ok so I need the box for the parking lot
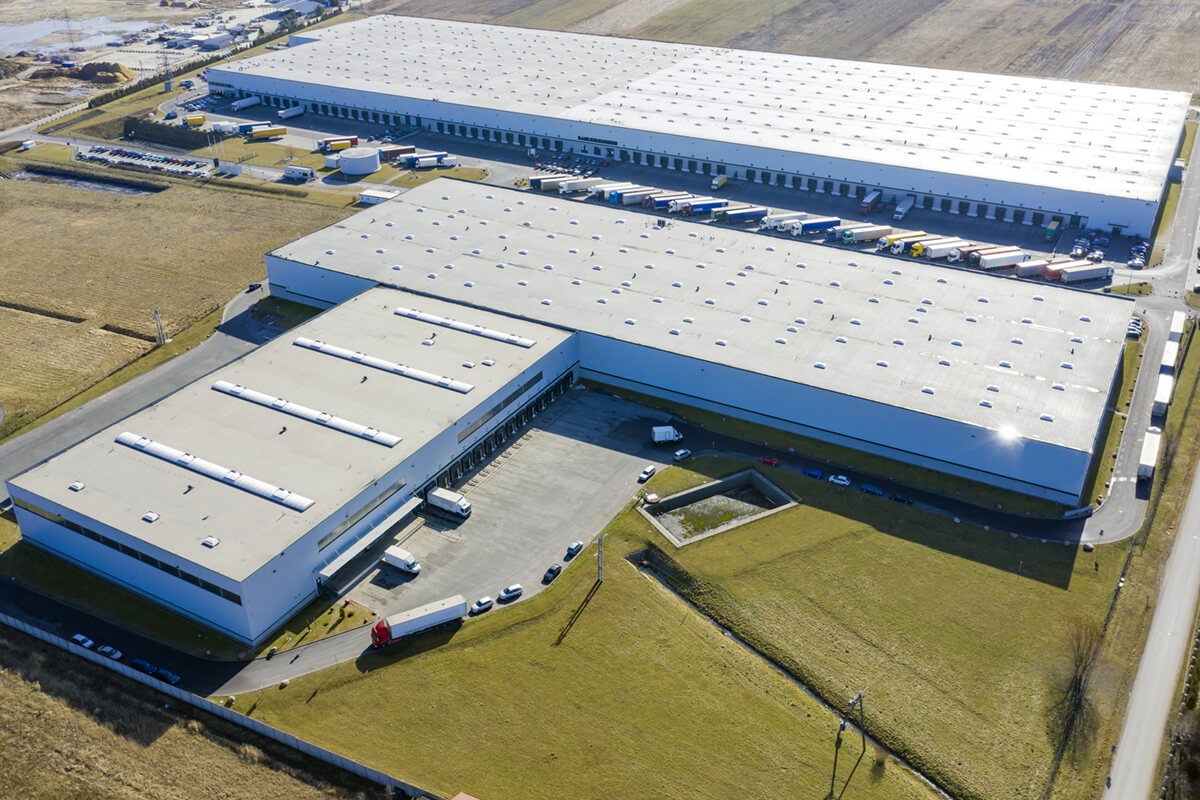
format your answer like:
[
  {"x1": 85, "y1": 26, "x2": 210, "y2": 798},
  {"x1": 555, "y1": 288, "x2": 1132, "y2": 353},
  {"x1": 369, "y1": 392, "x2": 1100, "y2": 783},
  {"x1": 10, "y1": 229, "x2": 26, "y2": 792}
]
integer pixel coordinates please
[{"x1": 345, "y1": 389, "x2": 676, "y2": 618}]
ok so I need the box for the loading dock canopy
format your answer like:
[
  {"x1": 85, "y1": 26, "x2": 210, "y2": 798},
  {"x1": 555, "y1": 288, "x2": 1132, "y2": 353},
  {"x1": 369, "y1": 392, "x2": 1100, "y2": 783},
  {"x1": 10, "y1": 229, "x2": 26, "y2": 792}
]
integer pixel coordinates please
[{"x1": 316, "y1": 495, "x2": 422, "y2": 583}]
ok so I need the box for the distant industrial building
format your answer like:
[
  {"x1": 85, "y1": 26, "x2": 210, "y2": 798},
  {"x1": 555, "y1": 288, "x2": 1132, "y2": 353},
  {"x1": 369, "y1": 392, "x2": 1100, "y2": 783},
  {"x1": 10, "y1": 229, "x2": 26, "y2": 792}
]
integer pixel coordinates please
[
  {"x1": 207, "y1": 15, "x2": 1189, "y2": 235},
  {"x1": 9, "y1": 178, "x2": 1134, "y2": 643}
]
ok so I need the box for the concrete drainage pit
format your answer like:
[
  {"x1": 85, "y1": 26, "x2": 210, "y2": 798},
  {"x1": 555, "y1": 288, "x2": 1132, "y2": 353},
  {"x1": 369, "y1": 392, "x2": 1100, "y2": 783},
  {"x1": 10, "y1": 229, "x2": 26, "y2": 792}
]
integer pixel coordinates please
[{"x1": 638, "y1": 469, "x2": 796, "y2": 547}]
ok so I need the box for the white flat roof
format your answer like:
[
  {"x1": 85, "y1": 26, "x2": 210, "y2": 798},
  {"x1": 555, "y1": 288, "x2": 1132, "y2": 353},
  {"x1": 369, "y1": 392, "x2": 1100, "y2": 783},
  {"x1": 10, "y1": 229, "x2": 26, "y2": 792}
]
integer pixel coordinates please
[
  {"x1": 214, "y1": 14, "x2": 1189, "y2": 202},
  {"x1": 270, "y1": 179, "x2": 1132, "y2": 455},
  {"x1": 11, "y1": 291, "x2": 569, "y2": 581}
]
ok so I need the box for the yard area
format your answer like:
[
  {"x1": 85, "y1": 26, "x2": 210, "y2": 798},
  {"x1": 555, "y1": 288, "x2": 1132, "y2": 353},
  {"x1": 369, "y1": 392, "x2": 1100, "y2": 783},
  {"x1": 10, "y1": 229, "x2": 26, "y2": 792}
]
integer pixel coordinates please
[
  {"x1": 230, "y1": 503, "x2": 941, "y2": 800},
  {"x1": 0, "y1": 159, "x2": 349, "y2": 438}
]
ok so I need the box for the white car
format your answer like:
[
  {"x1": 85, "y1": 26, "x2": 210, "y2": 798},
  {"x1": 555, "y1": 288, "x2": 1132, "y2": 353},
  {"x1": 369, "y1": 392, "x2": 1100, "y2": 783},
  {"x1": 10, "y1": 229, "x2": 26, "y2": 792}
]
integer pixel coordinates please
[
  {"x1": 97, "y1": 645, "x2": 122, "y2": 661},
  {"x1": 673, "y1": 449, "x2": 692, "y2": 461},
  {"x1": 70, "y1": 634, "x2": 94, "y2": 649},
  {"x1": 498, "y1": 584, "x2": 523, "y2": 603},
  {"x1": 638, "y1": 465, "x2": 656, "y2": 483},
  {"x1": 828, "y1": 474, "x2": 851, "y2": 487},
  {"x1": 470, "y1": 597, "x2": 494, "y2": 615}
]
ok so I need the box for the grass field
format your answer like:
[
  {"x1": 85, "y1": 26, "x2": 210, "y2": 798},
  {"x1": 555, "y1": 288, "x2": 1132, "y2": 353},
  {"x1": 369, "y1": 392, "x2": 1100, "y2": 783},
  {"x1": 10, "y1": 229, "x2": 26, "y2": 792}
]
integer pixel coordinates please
[
  {"x1": 0, "y1": 163, "x2": 349, "y2": 437},
  {"x1": 231, "y1": 514, "x2": 941, "y2": 800},
  {"x1": 0, "y1": 626, "x2": 385, "y2": 800},
  {"x1": 1104, "y1": 282, "x2": 1153, "y2": 296}
]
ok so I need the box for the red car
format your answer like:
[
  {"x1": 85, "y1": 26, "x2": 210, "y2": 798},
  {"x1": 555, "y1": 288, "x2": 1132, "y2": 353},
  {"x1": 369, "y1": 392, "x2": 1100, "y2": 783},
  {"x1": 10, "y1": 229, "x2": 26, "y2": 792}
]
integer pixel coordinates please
[{"x1": 759, "y1": 456, "x2": 780, "y2": 467}]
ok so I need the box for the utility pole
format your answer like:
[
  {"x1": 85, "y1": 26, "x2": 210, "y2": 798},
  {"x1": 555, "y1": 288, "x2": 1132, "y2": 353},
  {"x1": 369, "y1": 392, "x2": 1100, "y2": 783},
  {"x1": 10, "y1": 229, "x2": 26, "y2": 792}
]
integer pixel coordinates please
[
  {"x1": 153, "y1": 308, "x2": 167, "y2": 345},
  {"x1": 597, "y1": 533, "x2": 608, "y2": 583}
]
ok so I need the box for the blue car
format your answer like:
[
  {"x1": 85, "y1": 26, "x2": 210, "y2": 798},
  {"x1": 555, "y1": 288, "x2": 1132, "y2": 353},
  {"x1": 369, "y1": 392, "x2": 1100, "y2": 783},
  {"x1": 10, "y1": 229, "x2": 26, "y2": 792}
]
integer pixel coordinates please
[
  {"x1": 860, "y1": 484, "x2": 886, "y2": 496},
  {"x1": 131, "y1": 658, "x2": 158, "y2": 676},
  {"x1": 803, "y1": 467, "x2": 824, "y2": 479}
]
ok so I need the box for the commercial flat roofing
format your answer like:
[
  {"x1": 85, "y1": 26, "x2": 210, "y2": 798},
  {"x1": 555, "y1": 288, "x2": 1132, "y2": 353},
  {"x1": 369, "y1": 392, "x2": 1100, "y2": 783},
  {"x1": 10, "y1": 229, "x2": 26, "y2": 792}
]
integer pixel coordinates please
[
  {"x1": 10, "y1": 291, "x2": 569, "y2": 581},
  {"x1": 215, "y1": 14, "x2": 1189, "y2": 202},
  {"x1": 270, "y1": 179, "x2": 1131, "y2": 453}
]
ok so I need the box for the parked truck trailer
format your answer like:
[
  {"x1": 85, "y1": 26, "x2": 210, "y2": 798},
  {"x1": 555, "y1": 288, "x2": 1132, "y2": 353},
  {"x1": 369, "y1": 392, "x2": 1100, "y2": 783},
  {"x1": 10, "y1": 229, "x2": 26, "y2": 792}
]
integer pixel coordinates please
[
  {"x1": 720, "y1": 205, "x2": 768, "y2": 223},
  {"x1": 791, "y1": 216, "x2": 840, "y2": 236},
  {"x1": 231, "y1": 96, "x2": 260, "y2": 111},
  {"x1": 1060, "y1": 263, "x2": 1114, "y2": 283},
  {"x1": 890, "y1": 234, "x2": 939, "y2": 254},
  {"x1": 559, "y1": 177, "x2": 605, "y2": 194},
  {"x1": 859, "y1": 189, "x2": 882, "y2": 215},
  {"x1": 648, "y1": 193, "x2": 692, "y2": 209},
  {"x1": 843, "y1": 224, "x2": 893, "y2": 244},
  {"x1": 947, "y1": 245, "x2": 991, "y2": 264},
  {"x1": 277, "y1": 105, "x2": 305, "y2": 120},
  {"x1": 759, "y1": 212, "x2": 806, "y2": 230},
  {"x1": 893, "y1": 194, "x2": 917, "y2": 220},
  {"x1": 1138, "y1": 427, "x2": 1163, "y2": 481},
  {"x1": 876, "y1": 231, "x2": 928, "y2": 251},
  {"x1": 370, "y1": 595, "x2": 467, "y2": 647},
  {"x1": 911, "y1": 238, "x2": 969, "y2": 259},
  {"x1": 250, "y1": 125, "x2": 285, "y2": 140},
  {"x1": 426, "y1": 487, "x2": 471, "y2": 518}
]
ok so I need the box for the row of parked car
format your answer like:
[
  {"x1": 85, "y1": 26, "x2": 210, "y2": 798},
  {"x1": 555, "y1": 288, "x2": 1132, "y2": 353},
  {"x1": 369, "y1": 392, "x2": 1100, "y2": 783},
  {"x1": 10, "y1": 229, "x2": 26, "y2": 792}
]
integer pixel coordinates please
[
  {"x1": 1067, "y1": 230, "x2": 1150, "y2": 268},
  {"x1": 468, "y1": 540, "x2": 584, "y2": 616},
  {"x1": 71, "y1": 633, "x2": 180, "y2": 685},
  {"x1": 79, "y1": 145, "x2": 209, "y2": 177}
]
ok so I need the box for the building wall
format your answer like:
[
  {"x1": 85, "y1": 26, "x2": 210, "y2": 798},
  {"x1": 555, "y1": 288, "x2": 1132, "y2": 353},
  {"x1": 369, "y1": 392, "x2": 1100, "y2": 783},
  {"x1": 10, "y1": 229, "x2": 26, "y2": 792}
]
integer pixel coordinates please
[
  {"x1": 576, "y1": 334, "x2": 1093, "y2": 503},
  {"x1": 211, "y1": 70, "x2": 1162, "y2": 233},
  {"x1": 7, "y1": 485, "x2": 259, "y2": 642},
  {"x1": 265, "y1": 254, "x2": 378, "y2": 308}
]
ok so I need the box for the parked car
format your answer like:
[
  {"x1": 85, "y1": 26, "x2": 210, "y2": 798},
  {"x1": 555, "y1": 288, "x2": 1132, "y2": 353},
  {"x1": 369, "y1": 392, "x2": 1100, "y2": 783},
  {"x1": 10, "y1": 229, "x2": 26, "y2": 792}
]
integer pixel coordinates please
[
  {"x1": 498, "y1": 584, "x2": 523, "y2": 603},
  {"x1": 860, "y1": 484, "x2": 886, "y2": 496},
  {"x1": 828, "y1": 474, "x2": 850, "y2": 487},
  {"x1": 70, "y1": 634, "x2": 94, "y2": 649},
  {"x1": 543, "y1": 564, "x2": 563, "y2": 583},
  {"x1": 131, "y1": 658, "x2": 158, "y2": 676},
  {"x1": 759, "y1": 456, "x2": 780, "y2": 467},
  {"x1": 566, "y1": 540, "x2": 584, "y2": 559},
  {"x1": 157, "y1": 668, "x2": 182, "y2": 685},
  {"x1": 97, "y1": 645, "x2": 122, "y2": 660},
  {"x1": 470, "y1": 596, "x2": 494, "y2": 615},
  {"x1": 1088, "y1": 250, "x2": 1105, "y2": 263},
  {"x1": 637, "y1": 465, "x2": 656, "y2": 483},
  {"x1": 890, "y1": 493, "x2": 914, "y2": 505},
  {"x1": 164, "y1": 110, "x2": 177, "y2": 120},
  {"x1": 673, "y1": 449, "x2": 692, "y2": 462}
]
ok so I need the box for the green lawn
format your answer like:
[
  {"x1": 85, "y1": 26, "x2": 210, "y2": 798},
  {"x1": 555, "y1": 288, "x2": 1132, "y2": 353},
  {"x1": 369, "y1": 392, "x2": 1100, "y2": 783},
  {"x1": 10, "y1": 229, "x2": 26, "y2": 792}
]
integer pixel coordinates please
[
  {"x1": 1080, "y1": 334, "x2": 1144, "y2": 507},
  {"x1": 1103, "y1": 282, "x2": 1152, "y2": 296},
  {"x1": 231, "y1": 519, "x2": 939, "y2": 800},
  {"x1": 644, "y1": 462, "x2": 1122, "y2": 800}
]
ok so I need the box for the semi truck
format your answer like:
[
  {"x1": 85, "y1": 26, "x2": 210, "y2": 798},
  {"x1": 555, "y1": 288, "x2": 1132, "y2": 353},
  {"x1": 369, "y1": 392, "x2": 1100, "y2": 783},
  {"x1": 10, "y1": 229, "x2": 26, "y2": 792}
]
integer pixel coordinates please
[
  {"x1": 1060, "y1": 263, "x2": 1114, "y2": 283},
  {"x1": 1041, "y1": 259, "x2": 1091, "y2": 280},
  {"x1": 277, "y1": 105, "x2": 305, "y2": 120},
  {"x1": 616, "y1": 188, "x2": 656, "y2": 205},
  {"x1": 719, "y1": 205, "x2": 767, "y2": 223},
  {"x1": 711, "y1": 175, "x2": 729, "y2": 190},
  {"x1": 790, "y1": 216, "x2": 840, "y2": 236},
  {"x1": 231, "y1": 96, "x2": 260, "y2": 111},
  {"x1": 1014, "y1": 259, "x2": 1049, "y2": 277},
  {"x1": 381, "y1": 545, "x2": 421, "y2": 575},
  {"x1": 377, "y1": 144, "x2": 417, "y2": 161},
  {"x1": 183, "y1": 112, "x2": 205, "y2": 126},
  {"x1": 537, "y1": 174, "x2": 575, "y2": 192},
  {"x1": 977, "y1": 249, "x2": 1031, "y2": 270},
  {"x1": 648, "y1": 193, "x2": 692, "y2": 209},
  {"x1": 558, "y1": 177, "x2": 605, "y2": 194},
  {"x1": 427, "y1": 487, "x2": 471, "y2": 518},
  {"x1": 589, "y1": 182, "x2": 635, "y2": 199},
  {"x1": 890, "y1": 234, "x2": 938, "y2": 254},
  {"x1": 893, "y1": 194, "x2": 917, "y2": 220},
  {"x1": 317, "y1": 136, "x2": 357, "y2": 152},
  {"x1": 759, "y1": 212, "x2": 806, "y2": 230},
  {"x1": 236, "y1": 121, "x2": 270, "y2": 133},
  {"x1": 947, "y1": 245, "x2": 991, "y2": 264},
  {"x1": 652, "y1": 425, "x2": 683, "y2": 443},
  {"x1": 842, "y1": 224, "x2": 892, "y2": 244},
  {"x1": 911, "y1": 238, "x2": 969, "y2": 259},
  {"x1": 859, "y1": 189, "x2": 882, "y2": 215},
  {"x1": 370, "y1": 595, "x2": 467, "y2": 648},
  {"x1": 528, "y1": 174, "x2": 568, "y2": 190},
  {"x1": 250, "y1": 125, "x2": 285, "y2": 140},
  {"x1": 876, "y1": 231, "x2": 927, "y2": 251},
  {"x1": 965, "y1": 246, "x2": 1015, "y2": 266},
  {"x1": 1138, "y1": 427, "x2": 1163, "y2": 481}
]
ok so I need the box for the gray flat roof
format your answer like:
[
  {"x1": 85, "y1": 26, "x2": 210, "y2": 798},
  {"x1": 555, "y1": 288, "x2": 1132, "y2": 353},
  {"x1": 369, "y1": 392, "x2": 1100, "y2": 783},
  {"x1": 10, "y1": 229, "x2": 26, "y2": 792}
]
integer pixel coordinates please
[
  {"x1": 270, "y1": 179, "x2": 1131, "y2": 453},
  {"x1": 215, "y1": 14, "x2": 1189, "y2": 202},
  {"x1": 11, "y1": 291, "x2": 569, "y2": 581}
]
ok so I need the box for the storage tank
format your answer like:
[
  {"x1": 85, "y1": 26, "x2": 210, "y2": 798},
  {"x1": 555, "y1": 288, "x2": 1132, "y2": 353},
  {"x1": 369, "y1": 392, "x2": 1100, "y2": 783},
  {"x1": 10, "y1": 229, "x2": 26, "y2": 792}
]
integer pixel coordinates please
[{"x1": 338, "y1": 147, "x2": 381, "y2": 176}]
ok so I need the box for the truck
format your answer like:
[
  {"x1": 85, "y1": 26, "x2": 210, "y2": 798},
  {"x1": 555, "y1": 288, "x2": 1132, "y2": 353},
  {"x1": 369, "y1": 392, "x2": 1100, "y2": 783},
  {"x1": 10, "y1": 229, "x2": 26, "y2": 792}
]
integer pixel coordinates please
[
  {"x1": 183, "y1": 112, "x2": 205, "y2": 126},
  {"x1": 719, "y1": 205, "x2": 768, "y2": 223},
  {"x1": 438, "y1": 155, "x2": 458, "y2": 167},
  {"x1": 827, "y1": 222, "x2": 873, "y2": 242},
  {"x1": 1154, "y1": 374, "x2": 1175, "y2": 418},
  {"x1": 842, "y1": 224, "x2": 892, "y2": 244},
  {"x1": 1042, "y1": 259, "x2": 1091, "y2": 280},
  {"x1": 893, "y1": 194, "x2": 917, "y2": 220},
  {"x1": 791, "y1": 216, "x2": 840, "y2": 236},
  {"x1": 558, "y1": 177, "x2": 605, "y2": 194},
  {"x1": 947, "y1": 244, "x2": 991, "y2": 264},
  {"x1": 427, "y1": 487, "x2": 471, "y2": 518},
  {"x1": 617, "y1": 188, "x2": 657, "y2": 205},
  {"x1": 1060, "y1": 263, "x2": 1114, "y2": 283},
  {"x1": 652, "y1": 425, "x2": 683, "y2": 444},
  {"x1": 251, "y1": 125, "x2": 285, "y2": 140},
  {"x1": 1043, "y1": 219, "x2": 1061, "y2": 242},
  {"x1": 537, "y1": 174, "x2": 576, "y2": 192},
  {"x1": 711, "y1": 175, "x2": 729, "y2": 191},
  {"x1": 277, "y1": 105, "x2": 305, "y2": 120},
  {"x1": 231, "y1": 96, "x2": 260, "y2": 111},
  {"x1": 589, "y1": 182, "x2": 635, "y2": 199},
  {"x1": 211, "y1": 120, "x2": 239, "y2": 134},
  {"x1": 179, "y1": 78, "x2": 194, "y2": 89},
  {"x1": 283, "y1": 165, "x2": 315, "y2": 181},
  {"x1": 236, "y1": 121, "x2": 270, "y2": 133},
  {"x1": 965, "y1": 246, "x2": 1015, "y2": 266},
  {"x1": 1138, "y1": 427, "x2": 1163, "y2": 481},
  {"x1": 370, "y1": 595, "x2": 467, "y2": 648},
  {"x1": 977, "y1": 249, "x2": 1031, "y2": 270},
  {"x1": 859, "y1": 189, "x2": 882, "y2": 215},
  {"x1": 648, "y1": 193, "x2": 692, "y2": 209},
  {"x1": 876, "y1": 231, "x2": 927, "y2": 251},
  {"x1": 890, "y1": 234, "x2": 940, "y2": 255},
  {"x1": 685, "y1": 198, "x2": 730, "y2": 215},
  {"x1": 1014, "y1": 259, "x2": 1048, "y2": 277},
  {"x1": 378, "y1": 144, "x2": 417, "y2": 161},
  {"x1": 669, "y1": 196, "x2": 714, "y2": 213},
  {"x1": 407, "y1": 155, "x2": 440, "y2": 169},
  {"x1": 317, "y1": 136, "x2": 358, "y2": 153},
  {"x1": 381, "y1": 545, "x2": 421, "y2": 575},
  {"x1": 759, "y1": 212, "x2": 806, "y2": 230},
  {"x1": 911, "y1": 238, "x2": 969, "y2": 259}
]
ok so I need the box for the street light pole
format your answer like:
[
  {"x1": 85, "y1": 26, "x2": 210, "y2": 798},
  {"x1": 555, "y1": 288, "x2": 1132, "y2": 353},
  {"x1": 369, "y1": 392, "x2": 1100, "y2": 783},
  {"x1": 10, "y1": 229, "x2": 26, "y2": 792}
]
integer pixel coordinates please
[{"x1": 597, "y1": 533, "x2": 608, "y2": 583}]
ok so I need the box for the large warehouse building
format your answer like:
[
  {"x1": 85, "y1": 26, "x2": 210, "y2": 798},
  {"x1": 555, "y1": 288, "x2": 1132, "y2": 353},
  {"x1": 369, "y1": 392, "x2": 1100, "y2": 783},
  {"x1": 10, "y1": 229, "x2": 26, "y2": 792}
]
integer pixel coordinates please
[
  {"x1": 9, "y1": 178, "x2": 1132, "y2": 642},
  {"x1": 207, "y1": 15, "x2": 1190, "y2": 235}
]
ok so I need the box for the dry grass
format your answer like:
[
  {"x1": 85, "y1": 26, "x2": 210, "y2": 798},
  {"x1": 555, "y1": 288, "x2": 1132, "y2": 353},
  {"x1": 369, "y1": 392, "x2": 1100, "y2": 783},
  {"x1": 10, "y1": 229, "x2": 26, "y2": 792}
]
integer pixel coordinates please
[
  {"x1": 0, "y1": 168, "x2": 349, "y2": 429},
  {"x1": 0, "y1": 625, "x2": 384, "y2": 800}
]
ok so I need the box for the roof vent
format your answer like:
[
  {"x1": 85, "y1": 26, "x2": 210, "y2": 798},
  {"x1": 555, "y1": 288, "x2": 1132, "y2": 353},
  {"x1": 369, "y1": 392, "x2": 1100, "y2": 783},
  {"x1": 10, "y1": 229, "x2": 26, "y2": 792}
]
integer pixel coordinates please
[
  {"x1": 876, "y1": 360, "x2": 888, "y2": 367},
  {"x1": 893, "y1": 338, "x2": 905, "y2": 345},
  {"x1": 705, "y1": 298, "x2": 716, "y2": 305},
  {"x1": 1040, "y1": 413, "x2": 1054, "y2": 422},
  {"x1": 740, "y1": 316, "x2": 752, "y2": 323},
  {"x1": 999, "y1": 360, "x2": 1012, "y2": 368},
  {"x1": 814, "y1": 362, "x2": 827, "y2": 369},
  {"x1": 625, "y1": 318, "x2": 636, "y2": 325},
  {"x1": 850, "y1": 319, "x2": 861, "y2": 326},
  {"x1": 1079, "y1": 315, "x2": 1092, "y2": 322},
  {"x1": 482, "y1": 359, "x2": 495, "y2": 367},
  {"x1": 775, "y1": 337, "x2": 787, "y2": 344},
  {"x1": 922, "y1": 387, "x2": 935, "y2": 395},
  {"x1": 541, "y1": 299, "x2": 552, "y2": 305},
  {"x1": 979, "y1": 400, "x2": 993, "y2": 408},
  {"x1": 938, "y1": 359, "x2": 951, "y2": 366},
  {"x1": 463, "y1": 361, "x2": 476, "y2": 369},
  {"x1": 835, "y1": 336, "x2": 847, "y2": 344},
  {"x1": 68, "y1": 481, "x2": 85, "y2": 492},
  {"x1": 715, "y1": 339, "x2": 728, "y2": 346},
  {"x1": 142, "y1": 511, "x2": 160, "y2": 523},
  {"x1": 987, "y1": 384, "x2": 1000, "y2": 392},
  {"x1": 1052, "y1": 383, "x2": 1065, "y2": 391},
  {"x1": 1061, "y1": 362, "x2": 1074, "y2": 369},
  {"x1": 669, "y1": 328, "x2": 680, "y2": 335},
  {"x1": 683, "y1": 317, "x2": 695, "y2": 324},
  {"x1": 869, "y1": 297, "x2": 880, "y2": 304},
  {"x1": 202, "y1": 536, "x2": 220, "y2": 548}
]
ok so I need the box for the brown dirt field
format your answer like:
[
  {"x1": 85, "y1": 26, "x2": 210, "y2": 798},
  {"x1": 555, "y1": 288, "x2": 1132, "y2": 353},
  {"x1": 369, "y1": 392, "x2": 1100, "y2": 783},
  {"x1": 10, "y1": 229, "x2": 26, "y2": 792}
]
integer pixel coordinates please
[
  {"x1": 0, "y1": 626, "x2": 385, "y2": 800},
  {"x1": 0, "y1": 170, "x2": 349, "y2": 425}
]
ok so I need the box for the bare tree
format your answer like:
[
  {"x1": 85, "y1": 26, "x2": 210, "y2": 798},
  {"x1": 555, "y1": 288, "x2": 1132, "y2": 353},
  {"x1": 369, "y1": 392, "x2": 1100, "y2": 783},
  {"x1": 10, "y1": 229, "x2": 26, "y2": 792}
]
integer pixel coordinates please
[{"x1": 1066, "y1": 615, "x2": 1103, "y2": 697}]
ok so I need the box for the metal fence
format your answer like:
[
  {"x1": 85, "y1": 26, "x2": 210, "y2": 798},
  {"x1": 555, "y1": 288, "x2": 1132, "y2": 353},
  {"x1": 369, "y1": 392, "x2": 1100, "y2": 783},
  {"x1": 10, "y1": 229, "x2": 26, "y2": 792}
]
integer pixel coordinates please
[{"x1": 0, "y1": 611, "x2": 444, "y2": 800}]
